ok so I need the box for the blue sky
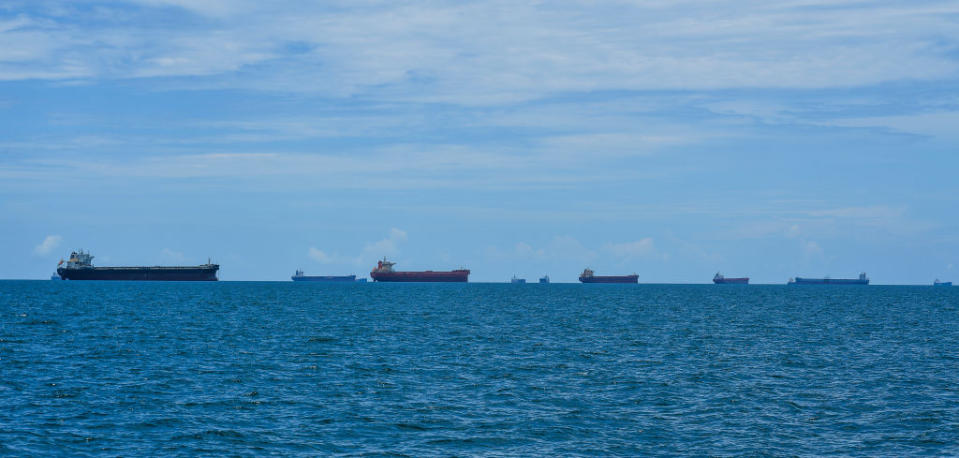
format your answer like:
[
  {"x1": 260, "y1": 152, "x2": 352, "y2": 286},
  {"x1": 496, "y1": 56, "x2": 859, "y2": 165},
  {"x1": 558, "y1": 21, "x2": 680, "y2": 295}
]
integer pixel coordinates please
[{"x1": 2, "y1": 0, "x2": 958, "y2": 282}]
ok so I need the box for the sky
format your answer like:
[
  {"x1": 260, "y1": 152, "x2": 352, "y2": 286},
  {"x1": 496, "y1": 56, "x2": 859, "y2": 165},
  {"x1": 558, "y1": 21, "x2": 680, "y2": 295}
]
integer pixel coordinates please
[{"x1": 2, "y1": 0, "x2": 958, "y2": 283}]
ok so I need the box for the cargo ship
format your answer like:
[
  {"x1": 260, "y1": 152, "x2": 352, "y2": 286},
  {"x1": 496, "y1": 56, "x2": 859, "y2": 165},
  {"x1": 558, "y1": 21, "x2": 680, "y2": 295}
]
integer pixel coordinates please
[
  {"x1": 56, "y1": 250, "x2": 218, "y2": 281},
  {"x1": 934, "y1": 279, "x2": 952, "y2": 287},
  {"x1": 788, "y1": 273, "x2": 869, "y2": 285},
  {"x1": 578, "y1": 268, "x2": 638, "y2": 284},
  {"x1": 291, "y1": 270, "x2": 357, "y2": 282},
  {"x1": 539, "y1": 275, "x2": 550, "y2": 284},
  {"x1": 510, "y1": 276, "x2": 526, "y2": 284},
  {"x1": 370, "y1": 258, "x2": 469, "y2": 282},
  {"x1": 713, "y1": 273, "x2": 749, "y2": 284}
]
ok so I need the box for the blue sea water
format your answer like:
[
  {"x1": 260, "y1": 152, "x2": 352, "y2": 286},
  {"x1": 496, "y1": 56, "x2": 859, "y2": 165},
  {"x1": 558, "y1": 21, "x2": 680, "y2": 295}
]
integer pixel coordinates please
[{"x1": 1, "y1": 281, "x2": 958, "y2": 455}]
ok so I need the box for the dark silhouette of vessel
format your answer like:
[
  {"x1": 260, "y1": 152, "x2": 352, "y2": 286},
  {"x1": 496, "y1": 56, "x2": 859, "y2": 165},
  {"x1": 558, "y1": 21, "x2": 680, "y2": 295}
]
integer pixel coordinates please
[
  {"x1": 291, "y1": 270, "x2": 357, "y2": 282},
  {"x1": 578, "y1": 268, "x2": 638, "y2": 283},
  {"x1": 56, "y1": 250, "x2": 218, "y2": 281},
  {"x1": 713, "y1": 273, "x2": 749, "y2": 284},
  {"x1": 788, "y1": 273, "x2": 869, "y2": 285}
]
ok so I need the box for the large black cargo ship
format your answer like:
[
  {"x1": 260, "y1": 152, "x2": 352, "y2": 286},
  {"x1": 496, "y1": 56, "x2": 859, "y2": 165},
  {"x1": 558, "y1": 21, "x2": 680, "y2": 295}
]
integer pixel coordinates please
[{"x1": 57, "y1": 250, "x2": 218, "y2": 281}]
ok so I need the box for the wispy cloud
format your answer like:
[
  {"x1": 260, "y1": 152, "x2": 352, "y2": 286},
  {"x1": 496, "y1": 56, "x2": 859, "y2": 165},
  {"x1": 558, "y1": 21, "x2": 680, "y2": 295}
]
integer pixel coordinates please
[
  {"x1": 0, "y1": 147, "x2": 658, "y2": 191},
  {"x1": 803, "y1": 240, "x2": 824, "y2": 258},
  {"x1": 307, "y1": 228, "x2": 408, "y2": 267},
  {"x1": 308, "y1": 247, "x2": 332, "y2": 263},
  {"x1": 160, "y1": 247, "x2": 185, "y2": 262},
  {"x1": 362, "y1": 228, "x2": 407, "y2": 259},
  {"x1": 804, "y1": 206, "x2": 906, "y2": 221},
  {"x1": 514, "y1": 242, "x2": 545, "y2": 260},
  {"x1": 604, "y1": 238, "x2": 656, "y2": 259},
  {"x1": 720, "y1": 204, "x2": 936, "y2": 242},
  {"x1": 33, "y1": 234, "x2": 62, "y2": 255},
  {"x1": 827, "y1": 112, "x2": 959, "y2": 141},
  {"x1": 486, "y1": 236, "x2": 597, "y2": 264},
  {"x1": 785, "y1": 224, "x2": 801, "y2": 239},
  {"x1": 2, "y1": 1, "x2": 957, "y2": 100}
]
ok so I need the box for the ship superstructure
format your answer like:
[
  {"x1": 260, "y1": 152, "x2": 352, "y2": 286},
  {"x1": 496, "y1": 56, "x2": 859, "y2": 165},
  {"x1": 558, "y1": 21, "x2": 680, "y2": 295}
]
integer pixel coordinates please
[
  {"x1": 578, "y1": 268, "x2": 638, "y2": 284},
  {"x1": 56, "y1": 249, "x2": 219, "y2": 281},
  {"x1": 370, "y1": 258, "x2": 469, "y2": 282}
]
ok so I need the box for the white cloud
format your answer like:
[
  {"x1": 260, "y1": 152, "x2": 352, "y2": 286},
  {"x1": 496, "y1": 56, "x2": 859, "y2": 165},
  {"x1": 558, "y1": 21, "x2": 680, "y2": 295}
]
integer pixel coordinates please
[
  {"x1": 514, "y1": 242, "x2": 545, "y2": 259},
  {"x1": 389, "y1": 228, "x2": 407, "y2": 241},
  {"x1": 160, "y1": 248, "x2": 185, "y2": 262},
  {"x1": 124, "y1": 0, "x2": 250, "y2": 17},
  {"x1": 785, "y1": 225, "x2": 801, "y2": 238},
  {"x1": 361, "y1": 228, "x2": 407, "y2": 258},
  {"x1": 2, "y1": 1, "x2": 957, "y2": 100},
  {"x1": 1, "y1": 148, "x2": 537, "y2": 188},
  {"x1": 548, "y1": 236, "x2": 597, "y2": 263},
  {"x1": 718, "y1": 204, "x2": 935, "y2": 243},
  {"x1": 308, "y1": 247, "x2": 333, "y2": 263},
  {"x1": 826, "y1": 111, "x2": 959, "y2": 141},
  {"x1": 803, "y1": 240, "x2": 824, "y2": 257},
  {"x1": 604, "y1": 238, "x2": 656, "y2": 258},
  {"x1": 33, "y1": 235, "x2": 62, "y2": 255},
  {"x1": 307, "y1": 229, "x2": 408, "y2": 267},
  {"x1": 805, "y1": 206, "x2": 905, "y2": 221},
  {"x1": 540, "y1": 133, "x2": 685, "y2": 159},
  {"x1": 486, "y1": 236, "x2": 597, "y2": 263}
]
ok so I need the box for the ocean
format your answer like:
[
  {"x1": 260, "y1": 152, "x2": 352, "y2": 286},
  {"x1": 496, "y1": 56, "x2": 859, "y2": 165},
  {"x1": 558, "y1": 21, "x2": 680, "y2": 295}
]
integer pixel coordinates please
[{"x1": 1, "y1": 281, "x2": 958, "y2": 455}]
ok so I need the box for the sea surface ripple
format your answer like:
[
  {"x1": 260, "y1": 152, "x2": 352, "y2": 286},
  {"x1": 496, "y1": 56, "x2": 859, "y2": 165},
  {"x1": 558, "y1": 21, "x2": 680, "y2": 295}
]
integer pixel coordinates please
[{"x1": 1, "y1": 281, "x2": 958, "y2": 455}]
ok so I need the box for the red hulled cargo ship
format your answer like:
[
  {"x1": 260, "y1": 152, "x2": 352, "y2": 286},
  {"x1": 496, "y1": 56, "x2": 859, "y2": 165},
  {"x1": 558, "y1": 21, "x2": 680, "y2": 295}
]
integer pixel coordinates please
[
  {"x1": 370, "y1": 258, "x2": 469, "y2": 282},
  {"x1": 578, "y1": 268, "x2": 638, "y2": 284}
]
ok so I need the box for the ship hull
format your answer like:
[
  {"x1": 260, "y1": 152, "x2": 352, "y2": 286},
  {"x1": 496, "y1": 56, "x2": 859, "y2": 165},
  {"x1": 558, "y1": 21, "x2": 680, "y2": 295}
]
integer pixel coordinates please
[
  {"x1": 934, "y1": 282, "x2": 952, "y2": 287},
  {"x1": 579, "y1": 275, "x2": 639, "y2": 284},
  {"x1": 371, "y1": 270, "x2": 469, "y2": 282},
  {"x1": 714, "y1": 277, "x2": 749, "y2": 284},
  {"x1": 790, "y1": 278, "x2": 868, "y2": 285},
  {"x1": 292, "y1": 275, "x2": 356, "y2": 282},
  {"x1": 57, "y1": 265, "x2": 218, "y2": 281}
]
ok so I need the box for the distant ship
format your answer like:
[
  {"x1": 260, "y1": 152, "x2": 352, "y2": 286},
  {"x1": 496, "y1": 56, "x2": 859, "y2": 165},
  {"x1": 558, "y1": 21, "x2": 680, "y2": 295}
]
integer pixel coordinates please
[
  {"x1": 291, "y1": 270, "x2": 356, "y2": 282},
  {"x1": 934, "y1": 279, "x2": 952, "y2": 287},
  {"x1": 788, "y1": 273, "x2": 869, "y2": 285},
  {"x1": 50, "y1": 273, "x2": 60, "y2": 280},
  {"x1": 578, "y1": 268, "x2": 638, "y2": 284},
  {"x1": 56, "y1": 250, "x2": 218, "y2": 281},
  {"x1": 510, "y1": 275, "x2": 526, "y2": 284},
  {"x1": 539, "y1": 275, "x2": 550, "y2": 284},
  {"x1": 370, "y1": 258, "x2": 469, "y2": 282},
  {"x1": 713, "y1": 273, "x2": 749, "y2": 284}
]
